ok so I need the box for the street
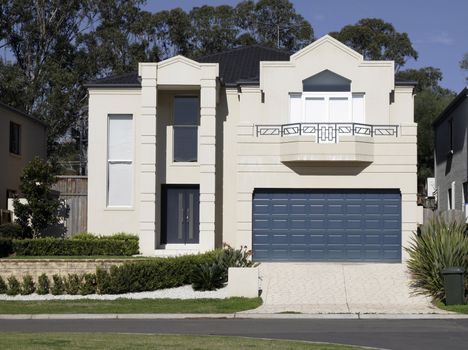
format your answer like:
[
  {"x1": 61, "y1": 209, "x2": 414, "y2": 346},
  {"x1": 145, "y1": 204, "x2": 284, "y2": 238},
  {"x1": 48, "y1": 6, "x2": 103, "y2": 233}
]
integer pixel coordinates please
[{"x1": 1, "y1": 318, "x2": 468, "y2": 350}]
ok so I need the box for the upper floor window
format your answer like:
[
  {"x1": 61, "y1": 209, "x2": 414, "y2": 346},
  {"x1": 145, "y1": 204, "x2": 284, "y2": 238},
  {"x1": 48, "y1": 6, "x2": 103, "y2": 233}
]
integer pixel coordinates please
[
  {"x1": 173, "y1": 96, "x2": 199, "y2": 162},
  {"x1": 107, "y1": 114, "x2": 133, "y2": 207},
  {"x1": 289, "y1": 70, "x2": 365, "y2": 124},
  {"x1": 9, "y1": 122, "x2": 21, "y2": 155}
]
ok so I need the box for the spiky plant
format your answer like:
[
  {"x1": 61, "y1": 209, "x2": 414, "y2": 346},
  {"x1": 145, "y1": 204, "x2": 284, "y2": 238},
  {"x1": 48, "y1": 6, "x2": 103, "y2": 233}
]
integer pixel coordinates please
[{"x1": 406, "y1": 212, "x2": 468, "y2": 300}]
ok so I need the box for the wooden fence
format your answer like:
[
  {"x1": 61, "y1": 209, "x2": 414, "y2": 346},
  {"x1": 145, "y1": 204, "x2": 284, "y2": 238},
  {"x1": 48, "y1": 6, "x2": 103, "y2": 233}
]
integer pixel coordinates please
[{"x1": 52, "y1": 176, "x2": 87, "y2": 236}]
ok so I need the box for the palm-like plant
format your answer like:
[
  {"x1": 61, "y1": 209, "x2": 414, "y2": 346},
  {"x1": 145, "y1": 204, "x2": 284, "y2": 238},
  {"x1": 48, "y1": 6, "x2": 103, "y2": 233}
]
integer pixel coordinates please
[{"x1": 406, "y1": 212, "x2": 468, "y2": 300}]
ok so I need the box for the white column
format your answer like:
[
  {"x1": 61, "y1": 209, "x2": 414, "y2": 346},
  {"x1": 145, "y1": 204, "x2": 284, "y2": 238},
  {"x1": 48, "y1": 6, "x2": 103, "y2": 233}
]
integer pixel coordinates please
[
  {"x1": 138, "y1": 63, "x2": 157, "y2": 255},
  {"x1": 199, "y1": 78, "x2": 217, "y2": 251}
]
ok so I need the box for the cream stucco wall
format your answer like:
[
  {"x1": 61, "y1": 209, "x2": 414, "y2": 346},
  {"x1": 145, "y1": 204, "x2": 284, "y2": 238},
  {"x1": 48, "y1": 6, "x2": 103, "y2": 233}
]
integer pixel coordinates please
[
  {"x1": 87, "y1": 35, "x2": 417, "y2": 260},
  {"x1": 221, "y1": 36, "x2": 417, "y2": 261},
  {"x1": 0, "y1": 105, "x2": 46, "y2": 210}
]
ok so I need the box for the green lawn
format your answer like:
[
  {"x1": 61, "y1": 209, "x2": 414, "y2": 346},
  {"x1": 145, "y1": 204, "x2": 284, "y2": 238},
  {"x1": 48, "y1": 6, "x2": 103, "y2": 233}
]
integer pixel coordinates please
[
  {"x1": 0, "y1": 297, "x2": 262, "y2": 314},
  {"x1": 0, "y1": 333, "x2": 367, "y2": 350},
  {"x1": 435, "y1": 300, "x2": 468, "y2": 314}
]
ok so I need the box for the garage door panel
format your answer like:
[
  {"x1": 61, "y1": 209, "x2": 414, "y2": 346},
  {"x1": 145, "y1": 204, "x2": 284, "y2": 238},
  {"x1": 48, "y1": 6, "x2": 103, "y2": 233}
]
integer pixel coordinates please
[{"x1": 252, "y1": 189, "x2": 401, "y2": 262}]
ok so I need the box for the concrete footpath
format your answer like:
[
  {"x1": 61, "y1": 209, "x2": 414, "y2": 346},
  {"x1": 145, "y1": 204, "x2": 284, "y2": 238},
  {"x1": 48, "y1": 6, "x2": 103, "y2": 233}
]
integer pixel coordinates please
[{"x1": 1, "y1": 312, "x2": 468, "y2": 320}]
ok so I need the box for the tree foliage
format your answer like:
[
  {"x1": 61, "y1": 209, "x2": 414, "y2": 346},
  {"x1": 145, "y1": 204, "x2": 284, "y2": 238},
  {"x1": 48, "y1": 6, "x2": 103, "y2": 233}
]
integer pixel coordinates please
[
  {"x1": 13, "y1": 157, "x2": 64, "y2": 238},
  {"x1": 330, "y1": 18, "x2": 418, "y2": 71},
  {"x1": 396, "y1": 67, "x2": 455, "y2": 187}
]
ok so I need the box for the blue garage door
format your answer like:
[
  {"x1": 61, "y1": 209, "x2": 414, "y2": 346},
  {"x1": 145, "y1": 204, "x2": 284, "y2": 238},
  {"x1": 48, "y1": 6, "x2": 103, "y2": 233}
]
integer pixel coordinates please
[{"x1": 252, "y1": 189, "x2": 401, "y2": 262}]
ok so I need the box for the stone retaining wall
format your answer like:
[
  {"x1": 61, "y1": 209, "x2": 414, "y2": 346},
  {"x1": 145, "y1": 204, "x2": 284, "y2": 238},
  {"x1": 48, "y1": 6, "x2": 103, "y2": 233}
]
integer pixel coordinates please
[{"x1": 0, "y1": 259, "x2": 139, "y2": 280}]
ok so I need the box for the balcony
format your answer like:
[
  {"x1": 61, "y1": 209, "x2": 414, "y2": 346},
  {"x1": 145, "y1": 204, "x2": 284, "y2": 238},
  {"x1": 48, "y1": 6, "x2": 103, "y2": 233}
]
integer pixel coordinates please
[{"x1": 255, "y1": 122, "x2": 399, "y2": 164}]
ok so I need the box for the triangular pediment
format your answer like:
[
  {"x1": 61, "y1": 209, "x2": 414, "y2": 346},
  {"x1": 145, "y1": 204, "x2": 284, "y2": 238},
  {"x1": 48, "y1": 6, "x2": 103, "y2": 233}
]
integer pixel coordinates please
[
  {"x1": 291, "y1": 35, "x2": 363, "y2": 62},
  {"x1": 158, "y1": 55, "x2": 202, "y2": 70}
]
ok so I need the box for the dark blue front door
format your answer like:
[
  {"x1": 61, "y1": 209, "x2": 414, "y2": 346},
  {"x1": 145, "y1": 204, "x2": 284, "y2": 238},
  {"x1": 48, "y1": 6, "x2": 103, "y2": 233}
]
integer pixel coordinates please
[
  {"x1": 252, "y1": 189, "x2": 401, "y2": 262},
  {"x1": 162, "y1": 186, "x2": 199, "y2": 244}
]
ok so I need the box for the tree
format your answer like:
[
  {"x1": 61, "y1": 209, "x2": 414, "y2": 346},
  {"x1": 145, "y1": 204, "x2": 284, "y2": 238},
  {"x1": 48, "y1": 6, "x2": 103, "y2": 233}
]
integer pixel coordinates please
[
  {"x1": 330, "y1": 18, "x2": 417, "y2": 71},
  {"x1": 461, "y1": 53, "x2": 468, "y2": 83},
  {"x1": 235, "y1": 0, "x2": 314, "y2": 52},
  {"x1": 13, "y1": 157, "x2": 64, "y2": 238},
  {"x1": 396, "y1": 67, "x2": 455, "y2": 188}
]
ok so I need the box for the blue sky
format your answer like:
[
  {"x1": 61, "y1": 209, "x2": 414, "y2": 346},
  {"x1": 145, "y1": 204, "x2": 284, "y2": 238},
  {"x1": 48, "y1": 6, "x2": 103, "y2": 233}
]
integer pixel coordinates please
[{"x1": 144, "y1": 0, "x2": 468, "y2": 92}]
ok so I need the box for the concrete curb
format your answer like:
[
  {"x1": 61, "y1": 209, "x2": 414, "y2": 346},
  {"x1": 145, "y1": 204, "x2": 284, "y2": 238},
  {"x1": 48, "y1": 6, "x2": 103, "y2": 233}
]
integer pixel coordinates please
[{"x1": 1, "y1": 313, "x2": 468, "y2": 320}]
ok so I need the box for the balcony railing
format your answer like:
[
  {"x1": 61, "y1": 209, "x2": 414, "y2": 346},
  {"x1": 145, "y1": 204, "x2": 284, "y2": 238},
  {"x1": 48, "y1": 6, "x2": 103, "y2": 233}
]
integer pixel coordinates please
[{"x1": 255, "y1": 122, "x2": 399, "y2": 144}]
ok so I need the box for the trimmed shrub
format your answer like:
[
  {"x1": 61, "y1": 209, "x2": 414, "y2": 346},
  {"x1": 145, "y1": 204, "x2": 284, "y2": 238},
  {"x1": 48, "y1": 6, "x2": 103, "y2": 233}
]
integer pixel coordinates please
[
  {"x1": 96, "y1": 269, "x2": 112, "y2": 294},
  {"x1": 80, "y1": 273, "x2": 97, "y2": 295},
  {"x1": 95, "y1": 251, "x2": 221, "y2": 294},
  {"x1": 0, "y1": 223, "x2": 24, "y2": 239},
  {"x1": 406, "y1": 213, "x2": 468, "y2": 300},
  {"x1": 12, "y1": 234, "x2": 139, "y2": 256},
  {"x1": 0, "y1": 238, "x2": 13, "y2": 258},
  {"x1": 64, "y1": 274, "x2": 81, "y2": 295},
  {"x1": 7, "y1": 276, "x2": 21, "y2": 296},
  {"x1": 0, "y1": 276, "x2": 7, "y2": 294},
  {"x1": 37, "y1": 274, "x2": 50, "y2": 295},
  {"x1": 50, "y1": 275, "x2": 65, "y2": 295},
  {"x1": 21, "y1": 275, "x2": 36, "y2": 295}
]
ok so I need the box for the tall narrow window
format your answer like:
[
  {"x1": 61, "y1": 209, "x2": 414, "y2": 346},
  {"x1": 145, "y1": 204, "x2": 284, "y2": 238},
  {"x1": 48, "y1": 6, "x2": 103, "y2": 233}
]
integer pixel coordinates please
[
  {"x1": 9, "y1": 122, "x2": 21, "y2": 155},
  {"x1": 173, "y1": 96, "x2": 198, "y2": 162},
  {"x1": 352, "y1": 93, "x2": 365, "y2": 123},
  {"x1": 107, "y1": 115, "x2": 133, "y2": 207},
  {"x1": 463, "y1": 182, "x2": 468, "y2": 215}
]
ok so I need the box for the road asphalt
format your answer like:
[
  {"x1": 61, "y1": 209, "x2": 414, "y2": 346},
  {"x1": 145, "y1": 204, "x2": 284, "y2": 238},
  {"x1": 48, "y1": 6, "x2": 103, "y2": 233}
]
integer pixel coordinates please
[{"x1": 1, "y1": 318, "x2": 468, "y2": 350}]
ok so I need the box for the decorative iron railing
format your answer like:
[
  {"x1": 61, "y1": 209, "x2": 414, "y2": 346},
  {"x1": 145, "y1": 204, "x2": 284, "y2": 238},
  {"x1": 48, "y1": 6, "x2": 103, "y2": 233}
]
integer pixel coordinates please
[{"x1": 255, "y1": 123, "x2": 399, "y2": 144}]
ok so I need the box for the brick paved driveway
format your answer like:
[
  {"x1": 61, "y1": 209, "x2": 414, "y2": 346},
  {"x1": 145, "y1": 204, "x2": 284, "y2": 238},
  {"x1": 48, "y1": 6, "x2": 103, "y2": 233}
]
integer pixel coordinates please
[{"x1": 243, "y1": 263, "x2": 447, "y2": 314}]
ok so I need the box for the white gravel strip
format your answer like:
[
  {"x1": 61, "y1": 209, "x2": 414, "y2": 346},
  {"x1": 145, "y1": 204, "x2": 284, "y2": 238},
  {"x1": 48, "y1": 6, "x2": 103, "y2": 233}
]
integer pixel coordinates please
[{"x1": 0, "y1": 285, "x2": 229, "y2": 301}]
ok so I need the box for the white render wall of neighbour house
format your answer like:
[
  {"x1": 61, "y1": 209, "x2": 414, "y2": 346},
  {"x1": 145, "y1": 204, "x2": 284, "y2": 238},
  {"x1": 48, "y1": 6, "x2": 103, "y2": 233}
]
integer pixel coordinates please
[
  {"x1": 0, "y1": 105, "x2": 47, "y2": 210},
  {"x1": 87, "y1": 57, "x2": 219, "y2": 255},
  {"x1": 220, "y1": 36, "x2": 418, "y2": 260}
]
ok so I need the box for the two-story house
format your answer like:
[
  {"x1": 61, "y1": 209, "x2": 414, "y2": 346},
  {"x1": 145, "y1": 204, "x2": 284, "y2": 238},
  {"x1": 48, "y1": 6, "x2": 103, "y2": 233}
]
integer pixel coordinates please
[
  {"x1": 433, "y1": 87, "x2": 468, "y2": 215},
  {"x1": 0, "y1": 101, "x2": 47, "y2": 210},
  {"x1": 86, "y1": 35, "x2": 417, "y2": 262}
]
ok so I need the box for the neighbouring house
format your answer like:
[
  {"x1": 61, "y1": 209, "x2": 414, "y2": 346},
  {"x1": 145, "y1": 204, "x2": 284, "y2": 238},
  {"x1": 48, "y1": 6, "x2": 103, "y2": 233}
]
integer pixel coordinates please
[
  {"x1": 86, "y1": 35, "x2": 418, "y2": 262},
  {"x1": 0, "y1": 101, "x2": 47, "y2": 211},
  {"x1": 433, "y1": 87, "x2": 468, "y2": 216}
]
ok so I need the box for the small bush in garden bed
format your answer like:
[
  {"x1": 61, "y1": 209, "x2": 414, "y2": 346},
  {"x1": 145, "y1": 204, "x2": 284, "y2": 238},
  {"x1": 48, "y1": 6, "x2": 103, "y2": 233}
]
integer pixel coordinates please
[
  {"x1": 96, "y1": 268, "x2": 112, "y2": 294},
  {"x1": 64, "y1": 274, "x2": 81, "y2": 295},
  {"x1": 0, "y1": 276, "x2": 7, "y2": 294},
  {"x1": 21, "y1": 275, "x2": 36, "y2": 295},
  {"x1": 12, "y1": 234, "x2": 139, "y2": 257},
  {"x1": 80, "y1": 273, "x2": 97, "y2": 295},
  {"x1": 406, "y1": 213, "x2": 468, "y2": 300},
  {"x1": 192, "y1": 262, "x2": 225, "y2": 291},
  {"x1": 37, "y1": 274, "x2": 50, "y2": 295},
  {"x1": 7, "y1": 276, "x2": 21, "y2": 296},
  {"x1": 0, "y1": 238, "x2": 13, "y2": 258},
  {"x1": 51, "y1": 275, "x2": 65, "y2": 295}
]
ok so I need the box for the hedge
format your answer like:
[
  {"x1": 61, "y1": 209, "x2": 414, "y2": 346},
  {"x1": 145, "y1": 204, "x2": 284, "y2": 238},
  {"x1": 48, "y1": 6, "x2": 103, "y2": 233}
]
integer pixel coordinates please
[
  {"x1": 12, "y1": 234, "x2": 139, "y2": 256},
  {"x1": 97, "y1": 250, "x2": 222, "y2": 294}
]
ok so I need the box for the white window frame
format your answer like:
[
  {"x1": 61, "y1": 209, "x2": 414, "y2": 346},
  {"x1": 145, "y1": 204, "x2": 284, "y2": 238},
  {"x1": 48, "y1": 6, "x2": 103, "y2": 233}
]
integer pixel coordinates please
[
  {"x1": 107, "y1": 114, "x2": 134, "y2": 208},
  {"x1": 288, "y1": 92, "x2": 365, "y2": 124}
]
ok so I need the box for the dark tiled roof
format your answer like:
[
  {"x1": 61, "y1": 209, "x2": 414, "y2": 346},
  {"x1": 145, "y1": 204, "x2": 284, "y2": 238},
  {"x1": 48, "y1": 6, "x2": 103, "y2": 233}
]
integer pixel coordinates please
[
  {"x1": 196, "y1": 45, "x2": 291, "y2": 86},
  {"x1": 395, "y1": 77, "x2": 417, "y2": 86},
  {"x1": 432, "y1": 87, "x2": 468, "y2": 127},
  {"x1": 85, "y1": 46, "x2": 291, "y2": 88},
  {"x1": 85, "y1": 72, "x2": 141, "y2": 88}
]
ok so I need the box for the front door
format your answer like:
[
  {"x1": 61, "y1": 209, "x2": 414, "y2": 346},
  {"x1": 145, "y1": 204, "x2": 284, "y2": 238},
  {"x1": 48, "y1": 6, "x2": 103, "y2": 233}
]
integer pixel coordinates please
[{"x1": 161, "y1": 186, "x2": 199, "y2": 244}]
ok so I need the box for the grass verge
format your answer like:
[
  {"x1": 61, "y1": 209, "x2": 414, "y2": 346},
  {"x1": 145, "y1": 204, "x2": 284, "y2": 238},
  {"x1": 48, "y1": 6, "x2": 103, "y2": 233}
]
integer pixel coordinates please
[
  {"x1": 0, "y1": 332, "x2": 366, "y2": 350},
  {"x1": 0, "y1": 297, "x2": 262, "y2": 314},
  {"x1": 435, "y1": 300, "x2": 468, "y2": 313}
]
